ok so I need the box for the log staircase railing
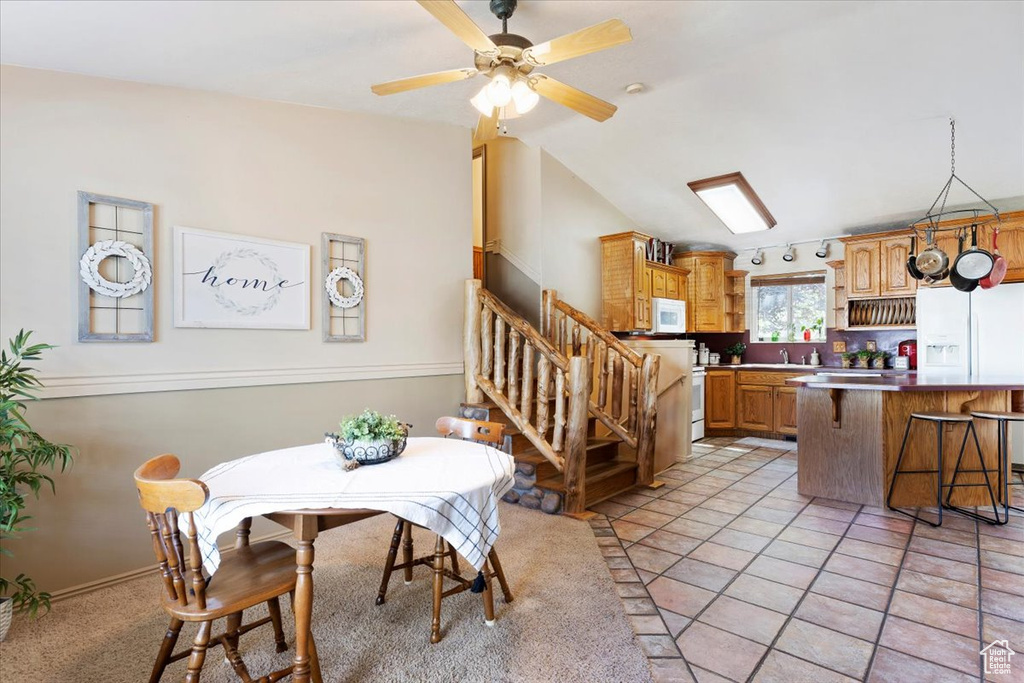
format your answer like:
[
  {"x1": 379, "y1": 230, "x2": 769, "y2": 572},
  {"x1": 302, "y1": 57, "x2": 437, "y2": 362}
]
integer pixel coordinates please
[
  {"x1": 464, "y1": 280, "x2": 660, "y2": 515},
  {"x1": 541, "y1": 290, "x2": 660, "y2": 488}
]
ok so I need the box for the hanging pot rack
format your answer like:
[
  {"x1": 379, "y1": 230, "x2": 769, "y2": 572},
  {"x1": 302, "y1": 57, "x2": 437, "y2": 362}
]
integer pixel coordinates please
[{"x1": 907, "y1": 118, "x2": 1002, "y2": 239}]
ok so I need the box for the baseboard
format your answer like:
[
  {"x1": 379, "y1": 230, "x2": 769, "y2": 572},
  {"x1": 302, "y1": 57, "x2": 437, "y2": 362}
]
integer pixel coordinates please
[{"x1": 50, "y1": 529, "x2": 292, "y2": 603}]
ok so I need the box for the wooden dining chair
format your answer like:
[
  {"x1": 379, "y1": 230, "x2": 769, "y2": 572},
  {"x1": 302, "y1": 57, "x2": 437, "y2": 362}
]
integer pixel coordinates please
[
  {"x1": 134, "y1": 454, "x2": 313, "y2": 683},
  {"x1": 375, "y1": 416, "x2": 514, "y2": 643}
]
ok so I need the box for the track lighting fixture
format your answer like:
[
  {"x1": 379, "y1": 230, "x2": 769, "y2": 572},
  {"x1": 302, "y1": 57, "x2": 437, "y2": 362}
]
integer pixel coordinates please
[
  {"x1": 815, "y1": 240, "x2": 829, "y2": 259},
  {"x1": 782, "y1": 245, "x2": 795, "y2": 262},
  {"x1": 750, "y1": 248, "x2": 764, "y2": 266}
]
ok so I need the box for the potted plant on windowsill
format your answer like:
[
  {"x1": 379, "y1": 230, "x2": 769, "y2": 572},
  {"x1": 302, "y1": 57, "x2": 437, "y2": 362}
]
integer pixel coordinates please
[
  {"x1": 724, "y1": 343, "x2": 747, "y2": 365},
  {"x1": 872, "y1": 351, "x2": 890, "y2": 370},
  {"x1": 855, "y1": 350, "x2": 873, "y2": 369},
  {"x1": 1, "y1": 330, "x2": 74, "y2": 639},
  {"x1": 841, "y1": 352, "x2": 856, "y2": 369}
]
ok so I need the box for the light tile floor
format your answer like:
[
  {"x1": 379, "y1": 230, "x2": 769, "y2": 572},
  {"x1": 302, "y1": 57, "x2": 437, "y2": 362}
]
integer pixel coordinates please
[{"x1": 588, "y1": 436, "x2": 1024, "y2": 683}]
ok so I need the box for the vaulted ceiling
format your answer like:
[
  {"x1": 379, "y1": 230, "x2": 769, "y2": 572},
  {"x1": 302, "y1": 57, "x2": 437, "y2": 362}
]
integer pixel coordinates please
[{"x1": 2, "y1": 1, "x2": 1022, "y2": 252}]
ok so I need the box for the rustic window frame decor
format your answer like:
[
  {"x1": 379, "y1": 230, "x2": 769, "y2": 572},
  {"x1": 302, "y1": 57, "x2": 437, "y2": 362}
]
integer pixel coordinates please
[
  {"x1": 321, "y1": 232, "x2": 366, "y2": 342},
  {"x1": 77, "y1": 191, "x2": 155, "y2": 342}
]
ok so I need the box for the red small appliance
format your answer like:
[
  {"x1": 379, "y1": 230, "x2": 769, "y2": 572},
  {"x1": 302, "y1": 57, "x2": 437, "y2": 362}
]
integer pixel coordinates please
[{"x1": 898, "y1": 340, "x2": 917, "y2": 370}]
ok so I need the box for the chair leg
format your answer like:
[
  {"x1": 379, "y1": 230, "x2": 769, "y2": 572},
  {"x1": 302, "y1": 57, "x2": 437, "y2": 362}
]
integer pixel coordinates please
[
  {"x1": 430, "y1": 535, "x2": 446, "y2": 644},
  {"x1": 149, "y1": 617, "x2": 183, "y2": 683},
  {"x1": 377, "y1": 517, "x2": 405, "y2": 605},
  {"x1": 447, "y1": 542, "x2": 461, "y2": 577},
  {"x1": 184, "y1": 619, "x2": 213, "y2": 683},
  {"x1": 403, "y1": 521, "x2": 415, "y2": 585},
  {"x1": 267, "y1": 596, "x2": 287, "y2": 653},
  {"x1": 488, "y1": 548, "x2": 514, "y2": 603},
  {"x1": 224, "y1": 611, "x2": 243, "y2": 654},
  {"x1": 481, "y1": 558, "x2": 496, "y2": 626}
]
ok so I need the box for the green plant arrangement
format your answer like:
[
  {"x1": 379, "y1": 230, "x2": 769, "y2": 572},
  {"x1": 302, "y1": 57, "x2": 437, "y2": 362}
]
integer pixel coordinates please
[
  {"x1": 840, "y1": 351, "x2": 856, "y2": 368},
  {"x1": 855, "y1": 349, "x2": 874, "y2": 368},
  {"x1": 337, "y1": 409, "x2": 406, "y2": 442},
  {"x1": 723, "y1": 343, "x2": 747, "y2": 364},
  {"x1": 327, "y1": 409, "x2": 410, "y2": 468},
  {"x1": 1, "y1": 330, "x2": 73, "y2": 622},
  {"x1": 872, "y1": 351, "x2": 890, "y2": 369}
]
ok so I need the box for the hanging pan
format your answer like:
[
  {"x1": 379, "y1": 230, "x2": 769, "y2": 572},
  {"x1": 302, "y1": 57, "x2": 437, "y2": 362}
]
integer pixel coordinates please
[
  {"x1": 906, "y1": 235, "x2": 924, "y2": 280},
  {"x1": 979, "y1": 228, "x2": 1007, "y2": 289},
  {"x1": 951, "y1": 223, "x2": 994, "y2": 286},
  {"x1": 949, "y1": 231, "x2": 978, "y2": 292},
  {"x1": 915, "y1": 228, "x2": 948, "y2": 277}
]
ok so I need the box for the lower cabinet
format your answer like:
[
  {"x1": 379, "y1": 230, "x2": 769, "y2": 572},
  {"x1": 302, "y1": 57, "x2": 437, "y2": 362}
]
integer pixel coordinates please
[
  {"x1": 706, "y1": 370, "x2": 736, "y2": 429},
  {"x1": 773, "y1": 386, "x2": 798, "y2": 435},
  {"x1": 737, "y1": 385, "x2": 774, "y2": 431}
]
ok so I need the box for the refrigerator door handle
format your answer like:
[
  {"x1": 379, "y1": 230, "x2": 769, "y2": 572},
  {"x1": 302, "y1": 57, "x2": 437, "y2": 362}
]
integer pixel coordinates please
[{"x1": 970, "y1": 312, "x2": 980, "y2": 376}]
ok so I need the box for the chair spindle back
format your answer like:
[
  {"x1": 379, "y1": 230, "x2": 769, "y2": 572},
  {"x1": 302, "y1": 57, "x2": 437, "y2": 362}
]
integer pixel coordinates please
[{"x1": 435, "y1": 416, "x2": 507, "y2": 449}]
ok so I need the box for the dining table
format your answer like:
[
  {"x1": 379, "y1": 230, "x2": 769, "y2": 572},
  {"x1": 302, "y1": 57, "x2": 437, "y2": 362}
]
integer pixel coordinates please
[{"x1": 191, "y1": 436, "x2": 516, "y2": 683}]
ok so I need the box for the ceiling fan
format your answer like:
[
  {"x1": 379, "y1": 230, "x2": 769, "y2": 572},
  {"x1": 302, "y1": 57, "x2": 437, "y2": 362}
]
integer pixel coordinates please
[{"x1": 370, "y1": 0, "x2": 632, "y2": 142}]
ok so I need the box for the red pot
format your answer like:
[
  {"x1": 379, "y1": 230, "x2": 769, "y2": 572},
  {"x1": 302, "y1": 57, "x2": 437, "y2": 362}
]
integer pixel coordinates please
[{"x1": 898, "y1": 340, "x2": 917, "y2": 370}]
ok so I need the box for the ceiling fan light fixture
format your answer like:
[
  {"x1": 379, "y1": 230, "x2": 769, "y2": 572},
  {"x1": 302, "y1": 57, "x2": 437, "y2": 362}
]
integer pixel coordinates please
[
  {"x1": 687, "y1": 172, "x2": 777, "y2": 235},
  {"x1": 511, "y1": 79, "x2": 539, "y2": 114},
  {"x1": 485, "y1": 67, "x2": 514, "y2": 107},
  {"x1": 470, "y1": 86, "x2": 494, "y2": 116}
]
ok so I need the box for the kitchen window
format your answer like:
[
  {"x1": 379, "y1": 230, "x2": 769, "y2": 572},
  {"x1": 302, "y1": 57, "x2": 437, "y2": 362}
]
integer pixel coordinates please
[{"x1": 752, "y1": 271, "x2": 827, "y2": 342}]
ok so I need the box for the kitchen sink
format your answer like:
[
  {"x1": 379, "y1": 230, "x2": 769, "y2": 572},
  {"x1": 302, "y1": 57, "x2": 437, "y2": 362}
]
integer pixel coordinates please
[
  {"x1": 731, "y1": 363, "x2": 815, "y2": 369},
  {"x1": 815, "y1": 372, "x2": 884, "y2": 377}
]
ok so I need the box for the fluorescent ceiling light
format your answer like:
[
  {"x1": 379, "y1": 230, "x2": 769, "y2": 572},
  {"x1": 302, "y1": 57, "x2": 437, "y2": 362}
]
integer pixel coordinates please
[{"x1": 688, "y1": 172, "x2": 776, "y2": 234}]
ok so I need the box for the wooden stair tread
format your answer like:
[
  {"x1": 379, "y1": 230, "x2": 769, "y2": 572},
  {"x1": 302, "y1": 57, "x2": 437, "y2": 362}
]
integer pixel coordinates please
[
  {"x1": 514, "y1": 437, "x2": 620, "y2": 460},
  {"x1": 535, "y1": 459, "x2": 638, "y2": 493}
]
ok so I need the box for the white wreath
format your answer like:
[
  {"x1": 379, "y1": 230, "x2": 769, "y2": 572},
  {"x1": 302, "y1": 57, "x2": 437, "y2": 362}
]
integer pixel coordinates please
[
  {"x1": 325, "y1": 267, "x2": 364, "y2": 309},
  {"x1": 210, "y1": 248, "x2": 283, "y2": 317},
  {"x1": 79, "y1": 240, "x2": 152, "y2": 299}
]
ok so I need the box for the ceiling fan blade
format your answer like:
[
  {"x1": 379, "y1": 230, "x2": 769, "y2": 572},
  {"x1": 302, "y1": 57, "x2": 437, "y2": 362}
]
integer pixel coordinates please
[
  {"x1": 371, "y1": 68, "x2": 477, "y2": 96},
  {"x1": 531, "y1": 75, "x2": 617, "y2": 122},
  {"x1": 522, "y1": 19, "x2": 632, "y2": 66},
  {"x1": 473, "y1": 108, "x2": 499, "y2": 145},
  {"x1": 417, "y1": 0, "x2": 498, "y2": 55}
]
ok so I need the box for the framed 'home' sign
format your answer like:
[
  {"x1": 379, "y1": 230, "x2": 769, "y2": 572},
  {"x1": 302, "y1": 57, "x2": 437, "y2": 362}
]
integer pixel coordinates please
[{"x1": 173, "y1": 226, "x2": 310, "y2": 330}]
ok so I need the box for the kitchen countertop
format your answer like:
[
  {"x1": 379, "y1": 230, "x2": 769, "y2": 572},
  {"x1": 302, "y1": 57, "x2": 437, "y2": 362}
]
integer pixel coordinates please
[
  {"x1": 787, "y1": 373, "x2": 1024, "y2": 392},
  {"x1": 696, "y1": 364, "x2": 913, "y2": 376}
]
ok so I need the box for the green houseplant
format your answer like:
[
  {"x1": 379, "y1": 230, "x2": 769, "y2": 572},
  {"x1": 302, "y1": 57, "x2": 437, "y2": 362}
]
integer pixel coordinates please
[
  {"x1": 1, "y1": 330, "x2": 73, "y2": 634},
  {"x1": 723, "y1": 342, "x2": 747, "y2": 365},
  {"x1": 872, "y1": 351, "x2": 890, "y2": 370},
  {"x1": 841, "y1": 351, "x2": 856, "y2": 369},
  {"x1": 328, "y1": 409, "x2": 409, "y2": 467},
  {"x1": 855, "y1": 349, "x2": 874, "y2": 369}
]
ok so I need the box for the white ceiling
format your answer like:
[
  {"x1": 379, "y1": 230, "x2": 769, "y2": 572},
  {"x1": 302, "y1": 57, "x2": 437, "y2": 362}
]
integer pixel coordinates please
[{"x1": 2, "y1": 0, "x2": 1023, "y2": 252}]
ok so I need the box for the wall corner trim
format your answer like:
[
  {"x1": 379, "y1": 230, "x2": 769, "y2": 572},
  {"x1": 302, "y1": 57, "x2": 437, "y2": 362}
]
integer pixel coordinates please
[
  {"x1": 39, "y1": 361, "x2": 464, "y2": 399},
  {"x1": 492, "y1": 239, "x2": 541, "y2": 283}
]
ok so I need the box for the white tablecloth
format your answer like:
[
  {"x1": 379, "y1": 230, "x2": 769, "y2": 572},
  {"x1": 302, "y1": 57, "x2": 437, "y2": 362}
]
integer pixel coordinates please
[{"x1": 191, "y1": 437, "x2": 515, "y2": 574}]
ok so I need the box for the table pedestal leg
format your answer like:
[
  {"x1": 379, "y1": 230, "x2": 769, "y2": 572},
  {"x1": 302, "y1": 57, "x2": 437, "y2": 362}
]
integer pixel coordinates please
[{"x1": 292, "y1": 538, "x2": 315, "y2": 682}]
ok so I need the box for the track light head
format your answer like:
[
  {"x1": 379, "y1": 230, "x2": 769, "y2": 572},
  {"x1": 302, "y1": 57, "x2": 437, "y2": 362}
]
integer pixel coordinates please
[
  {"x1": 750, "y1": 248, "x2": 764, "y2": 266},
  {"x1": 815, "y1": 240, "x2": 829, "y2": 259},
  {"x1": 782, "y1": 244, "x2": 795, "y2": 262}
]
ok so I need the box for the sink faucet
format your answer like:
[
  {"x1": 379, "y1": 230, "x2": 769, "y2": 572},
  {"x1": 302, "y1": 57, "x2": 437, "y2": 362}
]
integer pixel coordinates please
[{"x1": 780, "y1": 349, "x2": 789, "y2": 364}]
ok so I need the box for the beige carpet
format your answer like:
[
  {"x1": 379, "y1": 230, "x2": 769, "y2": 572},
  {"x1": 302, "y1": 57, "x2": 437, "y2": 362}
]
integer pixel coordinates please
[{"x1": 0, "y1": 504, "x2": 652, "y2": 682}]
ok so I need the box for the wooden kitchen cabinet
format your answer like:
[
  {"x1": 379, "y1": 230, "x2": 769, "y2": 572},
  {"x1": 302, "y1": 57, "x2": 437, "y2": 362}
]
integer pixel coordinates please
[
  {"x1": 705, "y1": 370, "x2": 736, "y2": 429},
  {"x1": 601, "y1": 232, "x2": 689, "y2": 331},
  {"x1": 845, "y1": 240, "x2": 881, "y2": 299},
  {"x1": 773, "y1": 386, "x2": 798, "y2": 435},
  {"x1": 879, "y1": 236, "x2": 917, "y2": 297},
  {"x1": 737, "y1": 385, "x2": 774, "y2": 431},
  {"x1": 673, "y1": 251, "x2": 737, "y2": 332}
]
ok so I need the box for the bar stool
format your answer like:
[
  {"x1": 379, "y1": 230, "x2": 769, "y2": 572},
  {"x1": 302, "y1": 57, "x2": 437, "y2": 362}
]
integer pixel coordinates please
[
  {"x1": 952, "y1": 410, "x2": 1024, "y2": 524},
  {"x1": 886, "y1": 411, "x2": 998, "y2": 527}
]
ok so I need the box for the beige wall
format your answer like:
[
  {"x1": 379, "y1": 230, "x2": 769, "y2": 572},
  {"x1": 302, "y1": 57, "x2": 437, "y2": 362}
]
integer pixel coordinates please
[
  {"x1": 0, "y1": 66, "x2": 471, "y2": 390},
  {"x1": 0, "y1": 66, "x2": 475, "y2": 592},
  {"x1": 539, "y1": 150, "x2": 633, "y2": 319}
]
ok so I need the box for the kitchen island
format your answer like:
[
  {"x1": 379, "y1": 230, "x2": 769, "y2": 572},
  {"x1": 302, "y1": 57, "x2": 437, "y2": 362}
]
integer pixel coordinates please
[{"x1": 788, "y1": 374, "x2": 1024, "y2": 507}]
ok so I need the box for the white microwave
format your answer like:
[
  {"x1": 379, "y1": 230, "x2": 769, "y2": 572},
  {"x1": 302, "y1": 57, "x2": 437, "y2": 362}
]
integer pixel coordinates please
[{"x1": 652, "y1": 297, "x2": 687, "y2": 334}]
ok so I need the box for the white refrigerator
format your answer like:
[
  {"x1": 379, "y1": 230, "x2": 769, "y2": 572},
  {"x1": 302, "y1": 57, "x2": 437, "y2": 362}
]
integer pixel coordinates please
[{"x1": 916, "y1": 282, "x2": 1024, "y2": 464}]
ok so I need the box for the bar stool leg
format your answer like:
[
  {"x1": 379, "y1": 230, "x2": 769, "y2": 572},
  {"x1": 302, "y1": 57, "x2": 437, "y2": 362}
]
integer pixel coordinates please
[
  {"x1": 935, "y1": 421, "x2": 943, "y2": 528},
  {"x1": 944, "y1": 422, "x2": 974, "y2": 507},
  {"x1": 945, "y1": 421, "x2": 1004, "y2": 525},
  {"x1": 886, "y1": 417, "x2": 915, "y2": 511}
]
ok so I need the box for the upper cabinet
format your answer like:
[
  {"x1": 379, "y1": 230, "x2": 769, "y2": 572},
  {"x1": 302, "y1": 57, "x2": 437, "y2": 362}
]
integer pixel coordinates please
[
  {"x1": 841, "y1": 232, "x2": 916, "y2": 300},
  {"x1": 673, "y1": 251, "x2": 739, "y2": 333},
  {"x1": 600, "y1": 232, "x2": 688, "y2": 331}
]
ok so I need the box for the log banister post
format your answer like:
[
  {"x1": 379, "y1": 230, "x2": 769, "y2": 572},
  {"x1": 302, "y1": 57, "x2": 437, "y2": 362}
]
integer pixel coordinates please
[
  {"x1": 635, "y1": 353, "x2": 660, "y2": 486},
  {"x1": 464, "y1": 279, "x2": 483, "y2": 403},
  {"x1": 563, "y1": 355, "x2": 592, "y2": 515},
  {"x1": 541, "y1": 289, "x2": 555, "y2": 341}
]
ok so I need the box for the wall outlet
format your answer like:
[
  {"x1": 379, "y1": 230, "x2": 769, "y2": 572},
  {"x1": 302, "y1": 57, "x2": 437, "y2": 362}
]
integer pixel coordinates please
[{"x1": 832, "y1": 341, "x2": 847, "y2": 353}]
